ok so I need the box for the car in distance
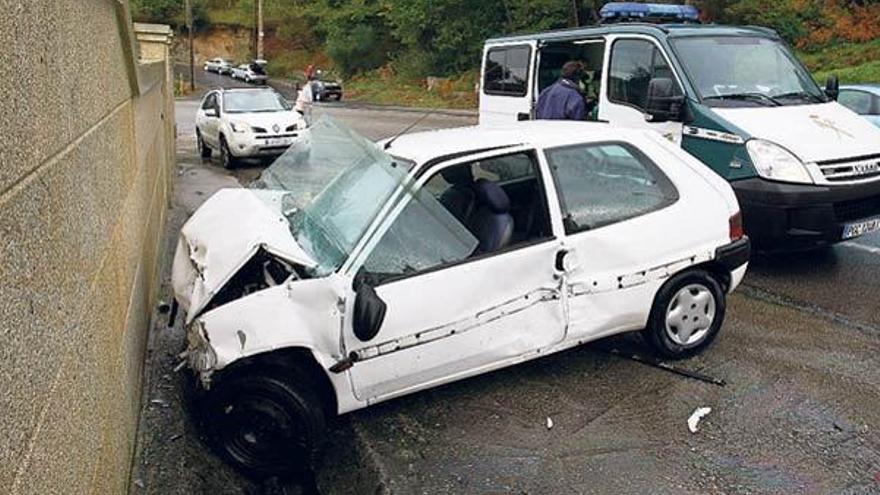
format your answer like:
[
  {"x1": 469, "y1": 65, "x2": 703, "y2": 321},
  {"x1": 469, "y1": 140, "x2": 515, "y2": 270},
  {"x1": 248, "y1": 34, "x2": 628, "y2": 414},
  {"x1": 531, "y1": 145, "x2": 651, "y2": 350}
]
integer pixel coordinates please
[
  {"x1": 171, "y1": 117, "x2": 750, "y2": 477},
  {"x1": 313, "y1": 78, "x2": 343, "y2": 101},
  {"x1": 231, "y1": 63, "x2": 268, "y2": 85},
  {"x1": 204, "y1": 58, "x2": 232, "y2": 74},
  {"x1": 218, "y1": 62, "x2": 236, "y2": 77},
  {"x1": 194, "y1": 87, "x2": 306, "y2": 169},
  {"x1": 839, "y1": 85, "x2": 880, "y2": 128}
]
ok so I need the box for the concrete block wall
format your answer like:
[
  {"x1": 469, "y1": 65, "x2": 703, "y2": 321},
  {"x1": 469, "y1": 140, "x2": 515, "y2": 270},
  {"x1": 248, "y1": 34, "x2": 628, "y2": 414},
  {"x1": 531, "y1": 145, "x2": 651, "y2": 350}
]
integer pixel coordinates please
[{"x1": 0, "y1": 2, "x2": 174, "y2": 493}]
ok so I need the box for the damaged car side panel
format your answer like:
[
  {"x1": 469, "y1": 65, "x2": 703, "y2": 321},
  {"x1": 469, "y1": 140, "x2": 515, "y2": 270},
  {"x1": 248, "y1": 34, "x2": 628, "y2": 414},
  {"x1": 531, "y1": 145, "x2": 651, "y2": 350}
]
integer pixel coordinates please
[{"x1": 189, "y1": 279, "x2": 359, "y2": 412}]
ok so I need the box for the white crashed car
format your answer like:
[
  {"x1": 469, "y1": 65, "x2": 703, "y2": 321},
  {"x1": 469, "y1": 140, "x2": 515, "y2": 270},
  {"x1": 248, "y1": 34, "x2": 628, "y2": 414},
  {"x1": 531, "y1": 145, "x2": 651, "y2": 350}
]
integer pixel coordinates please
[
  {"x1": 171, "y1": 117, "x2": 750, "y2": 476},
  {"x1": 195, "y1": 87, "x2": 306, "y2": 169}
]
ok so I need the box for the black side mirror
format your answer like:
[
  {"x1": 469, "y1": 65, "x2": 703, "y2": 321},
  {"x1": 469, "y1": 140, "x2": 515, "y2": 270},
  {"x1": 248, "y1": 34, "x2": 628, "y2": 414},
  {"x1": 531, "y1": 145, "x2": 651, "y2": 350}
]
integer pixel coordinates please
[
  {"x1": 645, "y1": 77, "x2": 684, "y2": 123},
  {"x1": 825, "y1": 75, "x2": 839, "y2": 101},
  {"x1": 353, "y1": 282, "x2": 386, "y2": 342}
]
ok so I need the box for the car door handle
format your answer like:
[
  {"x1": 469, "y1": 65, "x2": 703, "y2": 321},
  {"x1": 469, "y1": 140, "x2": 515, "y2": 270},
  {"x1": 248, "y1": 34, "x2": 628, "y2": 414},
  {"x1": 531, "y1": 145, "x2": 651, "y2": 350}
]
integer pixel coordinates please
[
  {"x1": 517, "y1": 112, "x2": 530, "y2": 121},
  {"x1": 555, "y1": 250, "x2": 569, "y2": 272}
]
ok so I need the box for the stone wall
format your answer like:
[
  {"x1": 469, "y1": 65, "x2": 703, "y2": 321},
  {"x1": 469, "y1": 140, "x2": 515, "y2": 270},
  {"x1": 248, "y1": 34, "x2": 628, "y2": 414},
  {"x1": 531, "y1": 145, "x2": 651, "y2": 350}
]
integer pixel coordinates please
[{"x1": 0, "y1": 2, "x2": 174, "y2": 493}]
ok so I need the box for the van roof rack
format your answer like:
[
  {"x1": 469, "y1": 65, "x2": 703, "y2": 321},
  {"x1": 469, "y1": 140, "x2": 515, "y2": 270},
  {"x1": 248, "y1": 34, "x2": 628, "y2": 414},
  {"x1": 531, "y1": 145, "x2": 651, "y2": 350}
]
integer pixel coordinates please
[{"x1": 599, "y1": 2, "x2": 700, "y2": 24}]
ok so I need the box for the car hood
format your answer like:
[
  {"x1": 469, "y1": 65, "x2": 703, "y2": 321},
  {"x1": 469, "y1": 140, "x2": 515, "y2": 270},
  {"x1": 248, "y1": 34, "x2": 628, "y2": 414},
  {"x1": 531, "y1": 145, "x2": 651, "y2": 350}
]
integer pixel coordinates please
[
  {"x1": 714, "y1": 102, "x2": 880, "y2": 163},
  {"x1": 226, "y1": 111, "x2": 303, "y2": 132},
  {"x1": 172, "y1": 188, "x2": 316, "y2": 323}
]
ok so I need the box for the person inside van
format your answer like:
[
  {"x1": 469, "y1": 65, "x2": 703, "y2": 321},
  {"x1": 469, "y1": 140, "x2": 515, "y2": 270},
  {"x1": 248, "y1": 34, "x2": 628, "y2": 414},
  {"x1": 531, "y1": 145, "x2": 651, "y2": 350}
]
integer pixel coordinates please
[{"x1": 536, "y1": 61, "x2": 588, "y2": 120}]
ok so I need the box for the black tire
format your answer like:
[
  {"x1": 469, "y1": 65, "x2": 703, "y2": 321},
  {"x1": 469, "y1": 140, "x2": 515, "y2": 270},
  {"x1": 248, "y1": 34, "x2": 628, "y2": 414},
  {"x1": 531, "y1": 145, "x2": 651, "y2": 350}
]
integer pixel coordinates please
[
  {"x1": 201, "y1": 369, "x2": 327, "y2": 479},
  {"x1": 220, "y1": 136, "x2": 236, "y2": 169},
  {"x1": 197, "y1": 130, "x2": 212, "y2": 159},
  {"x1": 642, "y1": 269, "x2": 726, "y2": 360}
]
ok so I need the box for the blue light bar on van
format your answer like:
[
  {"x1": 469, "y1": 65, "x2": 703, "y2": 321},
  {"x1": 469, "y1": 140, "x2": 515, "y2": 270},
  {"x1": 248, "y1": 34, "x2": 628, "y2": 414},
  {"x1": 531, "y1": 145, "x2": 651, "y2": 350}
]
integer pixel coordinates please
[{"x1": 599, "y1": 2, "x2": 700, "y2": 23}]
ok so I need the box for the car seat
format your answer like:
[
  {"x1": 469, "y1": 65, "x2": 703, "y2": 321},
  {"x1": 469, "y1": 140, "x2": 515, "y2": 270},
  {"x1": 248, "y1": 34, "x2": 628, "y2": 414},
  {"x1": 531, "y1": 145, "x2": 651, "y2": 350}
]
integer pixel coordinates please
[
  {"x1": 469, "y1": 179, "x2": 514, "y2": 253},
  {"x1": 439, "y1": 165, "x2": 477, "y2": 224}
]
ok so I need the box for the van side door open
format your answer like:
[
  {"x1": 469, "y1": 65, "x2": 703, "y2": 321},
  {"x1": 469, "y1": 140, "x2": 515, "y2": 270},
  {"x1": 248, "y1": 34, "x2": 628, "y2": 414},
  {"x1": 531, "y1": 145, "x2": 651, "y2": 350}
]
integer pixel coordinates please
[{"x1": 480, "y1": 42, "x2": 536, "y2": 126}]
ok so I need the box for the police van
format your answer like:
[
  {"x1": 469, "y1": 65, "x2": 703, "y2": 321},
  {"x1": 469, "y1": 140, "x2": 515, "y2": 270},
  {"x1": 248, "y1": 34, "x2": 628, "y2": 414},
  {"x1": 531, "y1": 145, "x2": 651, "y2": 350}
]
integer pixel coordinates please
[{"x1": 480, "y1": 2, "x2": 880, "y2": 250}]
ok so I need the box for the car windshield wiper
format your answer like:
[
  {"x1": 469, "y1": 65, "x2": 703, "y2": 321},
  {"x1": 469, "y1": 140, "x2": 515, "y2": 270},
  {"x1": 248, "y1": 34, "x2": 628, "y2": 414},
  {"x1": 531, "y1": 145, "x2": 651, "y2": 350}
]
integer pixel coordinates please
[
  {"x1": 704, "y1": 93, "x2": 782, "y2": 107},
  {"x1": 774, "y1": 91, "x2": 826, "y2": 104}
]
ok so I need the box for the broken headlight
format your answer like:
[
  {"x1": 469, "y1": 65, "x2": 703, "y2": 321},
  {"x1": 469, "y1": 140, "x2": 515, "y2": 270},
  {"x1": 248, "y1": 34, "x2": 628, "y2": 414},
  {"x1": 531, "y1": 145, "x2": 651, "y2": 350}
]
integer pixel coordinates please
[{"x1": 187, "y1": 320, "x2": 218, "y2": 373}]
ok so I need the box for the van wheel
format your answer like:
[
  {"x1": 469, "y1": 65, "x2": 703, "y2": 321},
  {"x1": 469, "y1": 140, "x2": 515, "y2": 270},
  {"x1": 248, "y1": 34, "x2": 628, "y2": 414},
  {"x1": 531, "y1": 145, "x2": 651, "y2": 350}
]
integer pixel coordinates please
[
  {"x1": 642, "y1": 269, "x2": 726, "y2": 359},
  {"x1": 220, "y1": 137, "x2": 236, "y2": 169},
  {"x1": 197, "y1": 131, "x2": 212, "y2": 159},
  {"x1": 202, "y1": 370, "x2": 326, "y2": 479}
]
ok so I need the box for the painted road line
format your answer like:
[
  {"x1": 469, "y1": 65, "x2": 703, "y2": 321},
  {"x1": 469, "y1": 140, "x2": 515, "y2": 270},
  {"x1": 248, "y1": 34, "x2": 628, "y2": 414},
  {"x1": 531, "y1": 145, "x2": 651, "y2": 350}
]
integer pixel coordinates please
[{"x1": 840, "y1": 241, "x2": 880, "y2": 255}]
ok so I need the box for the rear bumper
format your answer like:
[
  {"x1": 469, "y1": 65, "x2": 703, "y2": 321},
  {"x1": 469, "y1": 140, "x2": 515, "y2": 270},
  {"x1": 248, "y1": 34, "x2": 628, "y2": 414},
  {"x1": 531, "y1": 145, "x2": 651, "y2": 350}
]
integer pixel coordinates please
[
  {"x1": 732, "y1": 177, "x2": 880, "y2": 251},
  {"x1": 715, "y1": 237, "x2": 751, "y2": 272}
]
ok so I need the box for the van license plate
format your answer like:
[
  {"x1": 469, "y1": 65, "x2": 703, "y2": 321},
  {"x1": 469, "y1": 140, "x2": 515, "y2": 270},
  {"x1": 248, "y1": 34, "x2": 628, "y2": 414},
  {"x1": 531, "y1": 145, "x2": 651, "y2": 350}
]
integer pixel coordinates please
[{"x1": 843, "y1": 218, "x2": 880, "y2": 239}]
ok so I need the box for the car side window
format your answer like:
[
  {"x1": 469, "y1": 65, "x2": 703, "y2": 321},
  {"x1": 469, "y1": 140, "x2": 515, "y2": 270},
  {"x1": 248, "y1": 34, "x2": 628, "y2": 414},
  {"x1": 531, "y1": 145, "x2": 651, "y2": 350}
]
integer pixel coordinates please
[
  {"x1": 362, "y1": 151, "x2": 552, "y2": 283},
  {"x1": 483, "y1": 46, "x2": 531, "y2": 97},
  {"x1": 839, "y1": 90, "x2": 874, "y2": 115},
  {"x1": 546, "y1": 142, "x2": 678, "y2": 234},
  {"x1": 609, "y1": 39, "x2": 681, "y2": 111},
  {"x1": 201, "y1": 93, "x2": 216, "y2": 110}
]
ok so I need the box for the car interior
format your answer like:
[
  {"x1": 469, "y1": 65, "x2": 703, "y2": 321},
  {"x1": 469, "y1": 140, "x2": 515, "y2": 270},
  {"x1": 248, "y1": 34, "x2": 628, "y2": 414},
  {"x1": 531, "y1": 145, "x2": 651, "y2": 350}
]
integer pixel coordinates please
[
  {"x1": 360, "y1": 151, "x2": 554, "y2": 283},
  {"x1": 428, "y1": 152, "x2": 553, "y2": 254}
]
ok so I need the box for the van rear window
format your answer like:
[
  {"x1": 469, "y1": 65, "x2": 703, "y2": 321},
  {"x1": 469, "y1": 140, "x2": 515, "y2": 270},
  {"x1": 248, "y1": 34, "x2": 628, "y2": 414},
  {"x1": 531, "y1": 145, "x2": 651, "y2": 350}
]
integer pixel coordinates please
[{"x1": 484, "y1": 46, "x2": 531, "y2": 97}]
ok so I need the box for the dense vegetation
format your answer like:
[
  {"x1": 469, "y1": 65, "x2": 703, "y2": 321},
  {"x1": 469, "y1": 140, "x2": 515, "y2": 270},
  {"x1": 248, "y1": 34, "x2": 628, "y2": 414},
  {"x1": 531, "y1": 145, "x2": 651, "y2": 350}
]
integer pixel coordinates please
[{"x1": 132, "y1": 0, "x2": 880, "y2": 106}]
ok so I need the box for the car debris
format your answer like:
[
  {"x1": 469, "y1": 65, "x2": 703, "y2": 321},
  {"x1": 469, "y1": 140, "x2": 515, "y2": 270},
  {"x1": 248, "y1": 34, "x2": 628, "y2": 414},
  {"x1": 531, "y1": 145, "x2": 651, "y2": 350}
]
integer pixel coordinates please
[
  {"x1": 688, "y1": 407, "x2": 712, "y2": 433},
  {"x1": 546, "y1": 417, "x2": 554, "y2": 430},
  {"x1": 604, "y1": 348, "x2": 726, "y2": 387}
]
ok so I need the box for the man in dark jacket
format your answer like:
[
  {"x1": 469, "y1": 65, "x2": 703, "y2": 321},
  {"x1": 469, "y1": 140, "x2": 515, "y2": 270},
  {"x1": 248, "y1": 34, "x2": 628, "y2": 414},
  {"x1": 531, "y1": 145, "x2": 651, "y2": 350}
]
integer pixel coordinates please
[{"x1": 535, "y1": 61, "x2": 587, "y2": 120}]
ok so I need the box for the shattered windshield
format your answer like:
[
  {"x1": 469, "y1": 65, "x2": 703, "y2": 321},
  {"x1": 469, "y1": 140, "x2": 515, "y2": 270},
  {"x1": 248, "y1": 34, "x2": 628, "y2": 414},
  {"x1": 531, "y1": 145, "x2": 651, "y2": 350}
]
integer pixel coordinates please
[
  {"x1": 252, "y1": 117, "x2": 414, "y2": 276},
  {"x1": 673, "y1": 36, "x2": 826, "y2": 106}
]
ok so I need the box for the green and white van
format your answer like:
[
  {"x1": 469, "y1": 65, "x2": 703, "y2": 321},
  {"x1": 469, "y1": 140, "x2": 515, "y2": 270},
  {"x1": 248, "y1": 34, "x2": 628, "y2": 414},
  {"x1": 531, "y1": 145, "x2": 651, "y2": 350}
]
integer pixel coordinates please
[{"x1": 480, "y1": 23, "x2": 880, "y2": 250}]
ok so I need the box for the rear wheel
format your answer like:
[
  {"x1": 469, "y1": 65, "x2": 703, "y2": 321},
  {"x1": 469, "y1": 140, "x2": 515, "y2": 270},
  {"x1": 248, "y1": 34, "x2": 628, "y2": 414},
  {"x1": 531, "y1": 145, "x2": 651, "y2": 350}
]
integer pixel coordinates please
[
  {"x1": 197, "y1": 130, "x2": 212, "y2": 159},
  {"x1": 201, "y1": 370, "x2": 327, "y2": 479},
  {"x1": 642, "y1": 269, "x2": 726, "y2": 359},
  {"x1": 220, "y1": 136, "x2": 236, "y2": 169}
]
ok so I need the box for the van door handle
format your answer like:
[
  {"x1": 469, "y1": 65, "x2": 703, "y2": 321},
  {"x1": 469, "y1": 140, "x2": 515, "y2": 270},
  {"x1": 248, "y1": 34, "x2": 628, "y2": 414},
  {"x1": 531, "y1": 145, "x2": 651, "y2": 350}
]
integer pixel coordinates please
[{"x1": 517, "y1": 112, "x2": 530, "y2": 121}]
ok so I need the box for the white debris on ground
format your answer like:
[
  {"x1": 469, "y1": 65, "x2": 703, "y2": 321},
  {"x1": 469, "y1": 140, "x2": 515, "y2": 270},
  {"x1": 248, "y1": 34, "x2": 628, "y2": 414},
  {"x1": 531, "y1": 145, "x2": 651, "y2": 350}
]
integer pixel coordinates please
[
  {"x1": 546, "y1": 417, "x2": 554, "y2": 430},
  {"x1": 687, "y1": 407, "x2": 712, "y2": 433}
]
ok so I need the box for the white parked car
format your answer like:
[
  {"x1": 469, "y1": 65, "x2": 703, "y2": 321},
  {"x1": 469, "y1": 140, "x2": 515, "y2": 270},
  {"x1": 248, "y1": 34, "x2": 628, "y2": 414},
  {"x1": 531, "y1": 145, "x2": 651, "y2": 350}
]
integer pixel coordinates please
[
  {"x1": 231, "y1": 63, "x2": 268, "y2": 84},
  {"x1": 204, "y1": 58, "x2": 232, "y2": 74},
  {"x1": 195, "y1": 88, "x2": 306, "y2": 168},
  {"x1": 171, "y1": 118, "x2": 750, "y2": 476}
]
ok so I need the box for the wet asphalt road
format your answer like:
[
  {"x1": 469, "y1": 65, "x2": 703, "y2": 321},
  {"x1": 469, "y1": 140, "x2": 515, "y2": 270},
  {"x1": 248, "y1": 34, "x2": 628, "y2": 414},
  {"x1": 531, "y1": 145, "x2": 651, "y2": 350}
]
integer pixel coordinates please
[{"x1": 131, "y1": 73, "x2": 880, "y2": 494}]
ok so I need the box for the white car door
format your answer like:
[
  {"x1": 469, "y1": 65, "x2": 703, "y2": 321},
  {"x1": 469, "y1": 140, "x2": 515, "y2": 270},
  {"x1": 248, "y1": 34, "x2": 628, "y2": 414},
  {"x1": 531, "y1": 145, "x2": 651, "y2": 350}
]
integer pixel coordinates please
[
  {"x1": 479, "y1": 42, "x2": 538, "y2": 126},
  {"x1": 599, "y1": 35, "x2": 686, "y2": 144},
  {"x1": 345, "y1": 149, "x2": 567, "y2": 402},
  {"x1": 544, "y1": 137, "x2": 727, "y2": 341}
]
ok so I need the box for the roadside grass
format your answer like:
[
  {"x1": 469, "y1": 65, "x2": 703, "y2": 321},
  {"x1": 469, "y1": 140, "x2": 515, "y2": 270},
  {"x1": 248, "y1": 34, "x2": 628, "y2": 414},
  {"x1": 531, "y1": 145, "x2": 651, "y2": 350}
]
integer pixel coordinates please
[
  {"x1": 799, "y1": 39, "x2": 880, "y2": 73},
  {"x1": 344, "y1": 72, "x2": 478, "y2": 110},
  {"x1": 814, "y1": 61, "x2": 880, "y2": 85}
]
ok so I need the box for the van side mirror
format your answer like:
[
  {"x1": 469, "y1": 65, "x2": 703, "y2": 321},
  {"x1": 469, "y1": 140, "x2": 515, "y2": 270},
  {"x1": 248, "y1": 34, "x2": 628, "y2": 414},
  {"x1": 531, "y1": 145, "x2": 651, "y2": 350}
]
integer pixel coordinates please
[
  {"x1": 205, "y1": 108, "x2": 218, "y2": 118},
  {"x1": 825, "y1": 75, "x2": 839, "y2": 101},
  {"x1": 353, "y1": 282, "x2": 386, "y2": 342},
  {"x1": 645, "y1": 77, "x2": 684, "y2": 123}
]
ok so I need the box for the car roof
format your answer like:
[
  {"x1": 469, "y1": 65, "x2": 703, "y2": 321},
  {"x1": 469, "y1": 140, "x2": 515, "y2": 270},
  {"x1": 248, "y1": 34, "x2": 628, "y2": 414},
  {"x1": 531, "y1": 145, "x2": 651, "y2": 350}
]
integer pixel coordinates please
[
  {"x1": 384, "y1": 121, "x2": 648, "y2": 166},
  {"x1": 485, "y1": 23, "x2": 778, "y2": 45}
]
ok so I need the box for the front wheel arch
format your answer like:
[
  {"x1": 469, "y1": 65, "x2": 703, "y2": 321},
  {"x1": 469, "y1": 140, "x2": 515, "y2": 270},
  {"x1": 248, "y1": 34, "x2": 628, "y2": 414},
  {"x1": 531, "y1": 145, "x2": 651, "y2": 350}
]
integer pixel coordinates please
[{"x1": 214, "y1": 347, "x2": 339, "y2": 417}]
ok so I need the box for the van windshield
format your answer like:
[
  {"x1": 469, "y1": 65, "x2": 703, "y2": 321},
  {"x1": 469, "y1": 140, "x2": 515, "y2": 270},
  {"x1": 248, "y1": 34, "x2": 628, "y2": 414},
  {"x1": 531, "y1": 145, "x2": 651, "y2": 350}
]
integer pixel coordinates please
[{"x1": 672, "y1": 36, "x2": 826, "y2": 107}]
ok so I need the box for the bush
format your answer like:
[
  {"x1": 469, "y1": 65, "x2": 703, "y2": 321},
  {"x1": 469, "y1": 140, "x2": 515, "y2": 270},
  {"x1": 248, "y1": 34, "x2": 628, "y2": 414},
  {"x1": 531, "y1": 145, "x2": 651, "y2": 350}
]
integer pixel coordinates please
[{"x1": 326, "y1": 24, "x2": 389, "y2": 77}]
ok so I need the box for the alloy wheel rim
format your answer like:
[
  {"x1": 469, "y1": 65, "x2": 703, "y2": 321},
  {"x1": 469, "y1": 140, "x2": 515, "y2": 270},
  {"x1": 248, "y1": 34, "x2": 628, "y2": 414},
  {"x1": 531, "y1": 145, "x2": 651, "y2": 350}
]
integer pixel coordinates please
[{"x1": 664, "y1": 284, "x2": 716, "y2": 346}]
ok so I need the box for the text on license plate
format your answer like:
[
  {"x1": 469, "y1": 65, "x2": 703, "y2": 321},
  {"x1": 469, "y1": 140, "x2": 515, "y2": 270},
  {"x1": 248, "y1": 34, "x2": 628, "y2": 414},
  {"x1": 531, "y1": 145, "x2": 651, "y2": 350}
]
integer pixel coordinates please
[
  {"x1": 264, "y1": 138, "x2": 292, "y2": 146},
  {"x1": 843, "y1": 218, "x2": 880, "y2": 239}
]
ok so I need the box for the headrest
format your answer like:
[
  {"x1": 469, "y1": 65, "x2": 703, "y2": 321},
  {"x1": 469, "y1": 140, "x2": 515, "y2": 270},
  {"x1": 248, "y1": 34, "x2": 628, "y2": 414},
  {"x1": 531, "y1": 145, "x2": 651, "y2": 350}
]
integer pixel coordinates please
[
  {"x1": 440, "y1": 165, "x2": 474, "y2": 186},
  {"x1": 473, "y1": 179, "x2": 510, "y2": 214}
]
